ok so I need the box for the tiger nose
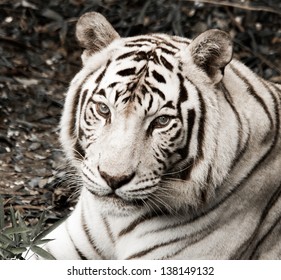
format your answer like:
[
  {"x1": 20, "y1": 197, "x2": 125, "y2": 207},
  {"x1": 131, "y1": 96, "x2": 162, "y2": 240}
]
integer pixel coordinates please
[{"x1": 98, "y1": 168, "x2": 135, "y2": 190}]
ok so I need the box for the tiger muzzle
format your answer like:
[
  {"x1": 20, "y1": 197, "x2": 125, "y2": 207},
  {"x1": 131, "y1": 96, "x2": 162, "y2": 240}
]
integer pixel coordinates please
[{"x1": 98, "y1": 167, "x2": 136, "y2": 190}]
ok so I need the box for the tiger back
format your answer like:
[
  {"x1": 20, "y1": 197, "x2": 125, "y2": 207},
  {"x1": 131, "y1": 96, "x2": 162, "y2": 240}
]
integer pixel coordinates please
[{"x1": 30, "y1": 12, "x2": 281, "y2": 260}]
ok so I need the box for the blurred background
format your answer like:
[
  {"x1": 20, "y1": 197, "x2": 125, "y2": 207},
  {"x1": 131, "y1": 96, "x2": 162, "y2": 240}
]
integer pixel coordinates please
[{"x1": 0, "y1": 0, "x2": 280, "y2": 224}]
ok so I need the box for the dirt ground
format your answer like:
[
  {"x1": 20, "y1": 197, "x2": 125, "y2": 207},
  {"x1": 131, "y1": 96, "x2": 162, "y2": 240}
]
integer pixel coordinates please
[{"x1": 0, "y1": 0, "x2": 280, "y2": 225}]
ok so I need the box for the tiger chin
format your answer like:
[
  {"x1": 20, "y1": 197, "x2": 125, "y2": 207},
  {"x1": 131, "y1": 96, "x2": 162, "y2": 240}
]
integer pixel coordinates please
[{"x1": 29, "y1": 12, "x2": 281, "y2": 260}]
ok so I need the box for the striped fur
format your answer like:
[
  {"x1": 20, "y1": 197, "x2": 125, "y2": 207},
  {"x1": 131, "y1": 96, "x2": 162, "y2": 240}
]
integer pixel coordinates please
[{"x1": 34, "y1": 12, "x2": 281, "y2": 259}]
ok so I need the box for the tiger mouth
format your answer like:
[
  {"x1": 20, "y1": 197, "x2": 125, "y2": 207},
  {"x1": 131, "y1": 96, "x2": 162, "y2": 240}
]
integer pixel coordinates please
[
  {"x1": 86, "y1": 187, "x2": 145, "y2": 207},
  {"x1": 108, "y1": 193, "x2": 145, "y2": 207}
]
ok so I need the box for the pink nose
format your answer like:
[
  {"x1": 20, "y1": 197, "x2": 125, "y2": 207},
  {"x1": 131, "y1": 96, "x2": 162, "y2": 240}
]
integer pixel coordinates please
[{"x1": 98, "y1": 168, "x2": 135, "y2": 190}]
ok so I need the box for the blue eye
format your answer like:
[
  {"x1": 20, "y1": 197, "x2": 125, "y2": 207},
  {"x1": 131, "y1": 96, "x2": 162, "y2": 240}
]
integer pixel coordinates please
[
  {"x1": 153, "y1": 115, "x2": 171, "y2": 128},
  {"x1": 96, "y1": 103, "x2": 110, "y2": 117}
]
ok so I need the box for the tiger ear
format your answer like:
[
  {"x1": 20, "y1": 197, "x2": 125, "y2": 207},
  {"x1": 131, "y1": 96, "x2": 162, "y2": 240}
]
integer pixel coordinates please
[
  {"x1": 76, "y1": 12, "x2": 120, "y2": 59},
  {"x1": 189, "y1": 29, "x2": 233, "y2": 84}
]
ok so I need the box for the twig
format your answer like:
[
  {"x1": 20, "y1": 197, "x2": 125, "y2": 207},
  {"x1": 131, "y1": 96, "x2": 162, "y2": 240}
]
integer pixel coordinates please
[
  {"x1": 234, "y1": 39, "x2": 281, "y2": 75},
  {"x1": 0, "y1": 36, "x2": 38, "y2": 51},
  {"x1": 225, "y1": 7, "x2": 244, "y2": 33},
  {"x1": 183, "y1": 0, "x2": 281, "y2": 16}
]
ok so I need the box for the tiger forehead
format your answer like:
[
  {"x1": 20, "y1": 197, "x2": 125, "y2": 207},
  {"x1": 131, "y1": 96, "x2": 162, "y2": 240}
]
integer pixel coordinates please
[
  {"x1": 88, "y1": 37, "x2": 183, "y2": 113},
  {"x1": 114, "y1": 35, "x2": 182, "y2": 67}
]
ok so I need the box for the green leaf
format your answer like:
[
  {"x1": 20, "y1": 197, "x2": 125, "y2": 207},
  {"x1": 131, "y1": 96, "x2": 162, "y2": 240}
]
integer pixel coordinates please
[
  {"x1": 9, "y1": 206, "x2": 17, "y2": 227},
  {"x1": 31, "y1": 211, "x2": 45, "y2": 239},
  {"x1": 0, "y1": 232, "x2": 16, "y2": 246},
  {"x1": 0, "y1": 196, "x2": 4, "y2": 230},
  {"x1": 7, "y1": 246, "x2": 27, "y2": 255},
  {"x1": 17, "y1": 215, "x2": 29, "y2": 244},
  {"x1": 33, "y1": 238, "x2": 54, "y2": 246},
  {"x1": 34, "y1": 215, "x2": 67, "y2": 242},
  {"x1": 30, "y1": 245, "x2": 56, "y2": 260},
  {"x1": 0, "y1": 247, "x2": 14, "y2": 259},
  {"x1": 9, "y1": 206, "x2": 19, "y2": 244},
  {"x1": 3, "y1": 226, "x2": 32, "y2": 235}
]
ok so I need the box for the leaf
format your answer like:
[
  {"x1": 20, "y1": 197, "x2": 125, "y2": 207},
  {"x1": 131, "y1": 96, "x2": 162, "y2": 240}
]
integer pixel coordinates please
[
  {"x1": 33, "y1": 238, "x2": 54, "y2": 246},
  {"x1": 9, "y1": 207, "x2": 19, "y2": 244},
  {"x1": 0, "y1": 247, "x2": 14, "y2": 259},
  {"x1": 7, "y1": 246, "x2": 27, "y2": 255},
  {"x1": 30, "y1": 245, "x2": 56, "y2": 260},
  {"x1": 33, "y1": 215, "x2": 67, "y2": 242},
  {"x1": 31, "y1": 211, "x2": 45, "y2": 239},
  {"x1": 17, "y1": 215, "x2": 29, "y2": 244},
  {"x1": 3, "y1": 227, "x2": 31, "y2": 235},
  {"x1": 0, "y1": 196, "x2": 4, "y2": 230},
  {"x1": 9, "y1": 206, "x2": 17, "y2": 228},
  {"x1": 0, "y1": 232, "x2": 16, "y2": 246}
]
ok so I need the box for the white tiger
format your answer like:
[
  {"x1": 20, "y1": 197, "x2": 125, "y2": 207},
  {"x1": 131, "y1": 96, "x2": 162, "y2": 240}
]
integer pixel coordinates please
[{"x1": 30, "y1": 12, "x2": 281, "y2": 259}]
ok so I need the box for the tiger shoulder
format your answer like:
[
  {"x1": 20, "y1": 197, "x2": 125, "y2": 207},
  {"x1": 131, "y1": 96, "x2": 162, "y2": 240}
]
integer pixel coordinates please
[{"x1": 27, "y1": 12, "x2": 281, "y2": 260}]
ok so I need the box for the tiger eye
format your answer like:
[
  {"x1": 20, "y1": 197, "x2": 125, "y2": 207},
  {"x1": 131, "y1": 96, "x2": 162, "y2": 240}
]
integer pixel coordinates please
[
  {"x1": 153, "y1": 115, "x2": 171, "y2": 128},
  {"x1": 96, "y1": 103, "x2": 110, "y2": 117}
]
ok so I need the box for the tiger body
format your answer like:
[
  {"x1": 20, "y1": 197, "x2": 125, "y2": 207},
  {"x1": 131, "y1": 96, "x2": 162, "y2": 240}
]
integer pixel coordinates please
[{"x1": 35, "y1": 12, "x2": 281, "y2": 260}]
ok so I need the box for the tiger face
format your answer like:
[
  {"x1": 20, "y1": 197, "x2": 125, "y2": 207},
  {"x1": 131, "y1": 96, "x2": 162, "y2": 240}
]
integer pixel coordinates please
[{"x1": 61, "y1": 12, "x2": 233, "y2": 215}]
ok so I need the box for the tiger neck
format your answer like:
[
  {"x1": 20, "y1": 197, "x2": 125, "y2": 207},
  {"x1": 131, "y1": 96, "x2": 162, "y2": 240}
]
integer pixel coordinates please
[{"x1": 211, "y1": 61, "x2": 281, "y2": 203}]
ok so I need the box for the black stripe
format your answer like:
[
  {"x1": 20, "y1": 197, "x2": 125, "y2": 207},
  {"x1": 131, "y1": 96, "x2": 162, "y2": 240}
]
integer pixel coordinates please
[
  {"x1": 250, "y1": 215, "x2": 281, "y2": 259},
  {"x1": 116, "y1": 51, "x2": 136, "y2": 61},
  {"x1": 149, "y1": 85, "x2": 166, "y2": 100},
  {"x1": 169, "y1": 128, "x2": 181, "y2": 142},
  {"x1": 95, "y1": 68, "x2": 106, "y2": 84},
  {"x1": 77, "y1": 89, "x2": 89, "y2": 139},
  {"x1": 126, "y1": 237, "x2": 186, "y2": 260},
  {"x1": 65, "y1": 220, "x2": 88, "y2": 260},
  {"x1": 221, "y1": 83, "x2": 243, "y2": 164},
  {"x1": 152, "y1": 35, "x2": 180, "y2": 50},
  {"x1": 117, "y1": 67, "x2": 136, "y2": 76},
  {"x1": 160, "y1": 47, "x2": 176, "y2": 55},
  {"x1": 135, "y1": 95, "x2": 141, "y2": 106},
  {"x1": 76, "y1": 89, "x2": 88, "y2": 148},
  {"x1": 186, "y1": 109, "x2": 196, "y2": 156},
  {"x1": 125, "y1": 43, "x2": 151, "y2": 48},
  {"x1": 230, "y1": 64, "x2": 274, "y2": 130},
  {"x1": 160, "y1": 55, "x2": 173, "y2": 71},
  {"x1": 177, "y1": 73, "x2": 188, "y2": 103},
  {"x1": 81, "y1": 209, "x2": 105, "y2": 259},
  {"x1": 114, "y1": 90, "x2": 123, "y2": 104},
  {"x1": 232, "y1": 182, "x2": 281, "y2": 259},
  {"x1": 122, "y1": 96, "x2": 130, "y2": 104},
  {"x1": 118, "y1": 212, "x2": 161, "y2": 237},
  {"x1": 133, "y1": 51, "x2": 149, "y2": 62},
  {"x1": 69, "y1": 71, "x2": 98, "y2": 141},
  {"x1": 260, "y1": 80, "x2": 280, "y2": 144},
  {"x1": 102, "y1": 216, "x2": 115, "y2": 244},
  {"x1": 231, "y1": 82, "x2": 281, "y2": 259},
  {"x1": 95, "y1": 60, "x2": 111, "y2": 84},
  {"x1": 126, "y1": 226, "x2": 215, "y2": 260},
  {"x1": 174, "y1": 109, "x2": 195, "y2": 164},
  {"x1": 162, "y1": 101, "x2": 175, "y2": 109},
  {"x1": 109, "y1": 82, "x2": 118, "y2": 88},
  {"x1": 196, "y1": 88, "x2": 206, "y2": 160},
  {"x1": 152, "y1": 70, "x2": 166, "y2": 83},
  {"x1": 70, "y1": 86, "x2": 82, "y2": 139},
  {"x1": 95, "y1": 89, "x2": 106, "y2": 97},
  {"x1": 150, "y1": 52, "x2": 161, "y2": 65},
  {"x1": 147, "y1": 95, "x2": 153, "y2": 112},
  {"x1": 165, "y1": 223, "x2": 218, "y2": 259},
  {"x1": 190, "y1": 78, "x2": 281, "y2": 228},
  {"x1": 129, "y1": 37, "x2": 158, "y2": 44}
]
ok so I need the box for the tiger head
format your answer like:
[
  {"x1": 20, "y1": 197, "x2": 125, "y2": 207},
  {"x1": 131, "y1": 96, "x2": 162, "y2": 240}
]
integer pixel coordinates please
[{"x1": 61, "y1": 12, "x2": 233, "y2": 215}]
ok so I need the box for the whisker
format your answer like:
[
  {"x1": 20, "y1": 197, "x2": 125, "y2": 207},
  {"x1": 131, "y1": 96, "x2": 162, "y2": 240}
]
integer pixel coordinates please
[{"x1": 162, "y1": 160, "x2": 195, "y2": 177}]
